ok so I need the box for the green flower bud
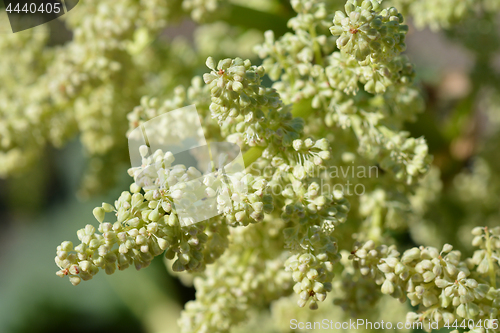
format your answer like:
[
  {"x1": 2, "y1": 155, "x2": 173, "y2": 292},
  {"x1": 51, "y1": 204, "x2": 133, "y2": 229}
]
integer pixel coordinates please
[
  {"x1": 93, "y1": 207, "x2": 105, "y2": 223},
  {"x1": 206, "y1": 57, "x2": 215, "y2": 71},
  {"x1": 457, "y1": 303, "x2": 467, "y2": 318},
  {"x1": 381, "y1": 279, "x2": 394, "y2": 294},
  {"x1": 69, "y1": 276, "x2": 81, "y2": 286},
  {"x1": 102, "y1": 203, "x2": 114, "y2": 213}
]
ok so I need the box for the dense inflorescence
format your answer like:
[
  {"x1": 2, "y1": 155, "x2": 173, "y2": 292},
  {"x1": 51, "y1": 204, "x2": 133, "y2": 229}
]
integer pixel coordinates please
[
  {"x1": 349, "y1": 227, "x2": 500, "y2": 332},
  {"x1": 0, "y1": 0, "x2": 247, "y2": 196},
  {"x1": 179, "y1": 222, "x2": 293, "y2": 333},
  {"x1": 55, "y1": 146, "x2": 233, "y2": 284},
  {"x1": 43, "y1": 0, "x2": 500, "y2": 332}
]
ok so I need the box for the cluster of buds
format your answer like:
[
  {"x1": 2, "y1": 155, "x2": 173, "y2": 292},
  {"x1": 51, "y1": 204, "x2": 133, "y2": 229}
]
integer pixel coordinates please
[
  {"x1": 282, "y1": 186, "x2": 349, "y2": 309},
  {"x1": 204, "y1": 57, "x2": 305, "y2": 151},
  {"x1": 288, "y1": 0, "x2": 330, "y2": 31},
  {"x1": 285, "y1": 249, "x2": 336, "y2": 310},
  {"x1": 288, "y1": 138, "x2": 331, "y2": 180},
  {"x1": 215, "y1": 173, "x2": 274, "y2": 227},
  {"x1": 55, "y1": 145, "x2": 243, "y2": 284},
  {"x1": 179, "y1": 223, "x2": 293, "y2": 333},
  {"x1": 350, "y1": 230, "x2": 500, "y2": 331},
  {"x1": 54, "y1": 189, "x2": 211, "y2": 285},
  {"x1": 333, "y1": 250, "x2": 384, "y2": 317},
  {"x1": 328, "y1": 0, "x2": 412, "y2": 94},
  {"x1": 203, "y1": 57, "x2": 278, "y2": 124},
  {"x1": 330, "y1": 0, "x2": 407, "y2": 63},
  {"x1": 380, "y1": 134, "x2": 431, "y2": 184}
]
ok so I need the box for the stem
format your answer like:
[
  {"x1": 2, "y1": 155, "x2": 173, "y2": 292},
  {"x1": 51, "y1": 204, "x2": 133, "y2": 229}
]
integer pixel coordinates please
[
  {"x1": 243, "y1": 146, "x2": 265, "y2": 168},
  {"x1": 242, "y1": 98, "x2": 314, "y2": 167},
  {"x1": 309, "y1": 24, "x2": 324, "y2": 67},
  {"x1": 485, "y1": 227, "x2": 497, "y2": 288},
  {"x1": 140, "y1": 124, "x2": 153, "y2": 156},
  {"x1": 368, "y1": 205, "x2": 383, "y2": 242},
  {"x1": 292, "y1": 97, "x2": 314, "y2": 118},
  {"x1": 350, "y1": 114, "x2": 364, "y2": 140}
]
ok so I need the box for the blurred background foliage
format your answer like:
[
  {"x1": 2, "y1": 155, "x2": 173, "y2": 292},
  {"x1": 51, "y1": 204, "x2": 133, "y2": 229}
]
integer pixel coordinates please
[{"x1": 0, "y1": 0, "x2": 499, "y2": 332}]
